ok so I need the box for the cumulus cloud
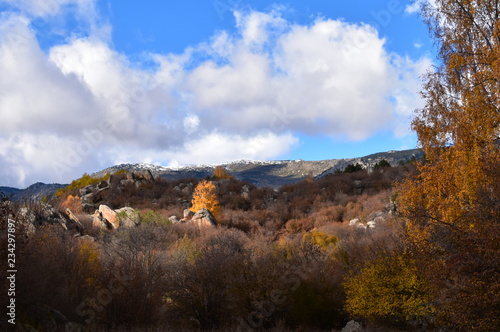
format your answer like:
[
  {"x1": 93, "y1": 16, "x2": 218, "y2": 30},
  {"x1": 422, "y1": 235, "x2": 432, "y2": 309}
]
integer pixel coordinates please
[{"x1": 0, "y1": 4, "x2": 431, "y2": 187}]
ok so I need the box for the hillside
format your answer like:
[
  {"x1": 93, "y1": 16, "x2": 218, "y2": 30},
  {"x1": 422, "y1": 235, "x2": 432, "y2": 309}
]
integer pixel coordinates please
[
  {"x1": 93, "y1": 148, "x2": 423, "y2": 188},
  {"x1": 0, "y1": 182, "x2": 66, "y2": 202}
]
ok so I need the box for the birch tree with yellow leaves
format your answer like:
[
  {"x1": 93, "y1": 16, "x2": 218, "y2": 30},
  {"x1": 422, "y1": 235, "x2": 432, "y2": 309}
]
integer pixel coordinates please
[{"x1": 399, "y1": 1, "x2": 500, "y2": 329}]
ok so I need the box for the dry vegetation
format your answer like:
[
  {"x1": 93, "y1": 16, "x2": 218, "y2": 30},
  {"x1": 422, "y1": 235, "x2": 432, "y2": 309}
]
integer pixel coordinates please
[
  {"x1": 1, "y1": 164, "x2": 422, "y2": 331},
  {"x1": 2, "y1": 1, "x2": 500, "y2": 331}
]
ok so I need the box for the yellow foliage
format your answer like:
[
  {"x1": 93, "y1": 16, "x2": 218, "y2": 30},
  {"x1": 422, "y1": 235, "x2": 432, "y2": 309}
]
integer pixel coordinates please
[
  {"x1": 212, "y1": 166, "x2": 232, "y2": 180},
  {"x1": 77, "y1": 241, "x2": 101, "y2": 288},
  {"x1": 190, "y1": 180, "x2": 221, "y2": 221},
  {"x1": 56, "y1": 172, "x2": 111, "y2": 197},
  {"x1": 344, "y1": 254, "x2": 434, "y2": 323},
  {"x1": 302, "y1": 231, "x2": 338, "y2": 250},
  {"x1": 397, "y1": 2, "x2": 500, "y2": 328}
]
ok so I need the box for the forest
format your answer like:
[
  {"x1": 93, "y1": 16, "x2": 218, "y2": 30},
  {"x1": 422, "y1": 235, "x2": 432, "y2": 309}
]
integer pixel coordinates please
[{"x1": 1, "y1": 0, "x2": 500, "y2": 331}]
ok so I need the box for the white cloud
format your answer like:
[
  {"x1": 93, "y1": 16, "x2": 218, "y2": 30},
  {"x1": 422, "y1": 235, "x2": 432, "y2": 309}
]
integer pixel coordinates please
[
  {"x1": 0, "y1": 5, "x2": 432, "y2": 187},
  {"x1": 391, "y1": 55, "x2": 433, "y2": 137},
  {"x1": 183, "y1": 114, "x2": 200, "y2": 134},
  {"x1": 106, "y1": 131, "x2": 298, "y2": 167},
  {"x1": 0, "y1": 0, "x2": 99, "y2": 21},
  {"x1": 405, "y1": 0, "x2": 437, "y2": 14}
]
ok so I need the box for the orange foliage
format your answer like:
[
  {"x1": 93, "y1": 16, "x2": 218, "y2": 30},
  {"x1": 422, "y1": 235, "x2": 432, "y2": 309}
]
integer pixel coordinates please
[
  {"x1": 190, "y1": 180, "x2": 221, "y2": 221},
  {"x1": 398, "y1": 1, "x2": 500, "y2": 329},
  {"x1": 61, "y1": 194, "x2": 83, "y2": 214},
  {"x1": 213, "y1": 166, "x2": 232, "y2": 180}
]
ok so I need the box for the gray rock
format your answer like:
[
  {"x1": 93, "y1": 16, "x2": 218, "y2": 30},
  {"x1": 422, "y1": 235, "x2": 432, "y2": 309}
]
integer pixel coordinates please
[
  {"x1": 183, "y1": 209, "x2": 194, "y2": 221},
  {"x1": 18, "y1": 207, "x2": 37, "y2": 224},
  {"x1": 65, "y1": 208, "x2": 83, "y2": 230},
  {"x1": 341, "y1": 320, "x2": 364, "y2": 332},
  {"x1": 169, "y1": 215, "x2": 180, "y2": 224},
  {"x1": 81, "y1": 192, "x2": 94, "y2": 203},
  {"x1": 115, "y1": 207, "x2": 139, "y2": 228},
  {"x1": 79, "y1": 186, "x2": 93, "y2": 196},
  {"x1": 142, "y1": 170, "x2": 155, "y2": 182},
  {"x1": 189, "y1": 208, "x2": 218, "y2": 227}
]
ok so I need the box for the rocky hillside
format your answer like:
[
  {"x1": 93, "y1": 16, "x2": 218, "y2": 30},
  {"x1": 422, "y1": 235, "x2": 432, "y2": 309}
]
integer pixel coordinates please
[
  {"x1": 93, "y1": 148, "x2": 423, "y2": 188},
  {"x1": 0, "y1": 148, "x2": 423, "y2": 201},
  {"x1": 0, "y1": 182, "x2": 66, "y2": 202}
]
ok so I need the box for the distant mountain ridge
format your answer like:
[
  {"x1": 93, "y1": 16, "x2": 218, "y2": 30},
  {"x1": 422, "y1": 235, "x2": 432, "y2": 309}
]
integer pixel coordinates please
[
  {"x1": 0, "y1": 182, "x2": 67, "y2": 202},
  {"x1": 93, "y1": 148, "x2": 424, "y2": 188},
  {"x1": 0, "y1": 148, "x2": 423, "y2": 200}
]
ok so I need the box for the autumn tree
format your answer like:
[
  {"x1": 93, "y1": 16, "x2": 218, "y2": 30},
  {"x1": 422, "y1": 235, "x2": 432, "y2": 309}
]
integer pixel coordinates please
[
  {"x1": 191, "y1": 180, "x2": 221, "y2": 221},
  {"x1": 399, "y1": 1, "x2": 500, "y2": 329},
  {"x1": 212, "y1": 166, "x2": 232, "y2": 180}
]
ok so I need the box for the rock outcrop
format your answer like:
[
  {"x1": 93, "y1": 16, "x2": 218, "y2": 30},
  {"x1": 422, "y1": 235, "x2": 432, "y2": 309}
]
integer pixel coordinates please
[
  {"x1": 115, "y1": 207, "x2": 140, "y2": 228},
  {"x1": 99, "y1": 205, "x2": 119, "y2": 229},
  {"x1": 93, "y1": 205, "x2": 139, "y2": 229},
  {"x1": 189, "y1": 208, "x2": 218, "y2": 227}
]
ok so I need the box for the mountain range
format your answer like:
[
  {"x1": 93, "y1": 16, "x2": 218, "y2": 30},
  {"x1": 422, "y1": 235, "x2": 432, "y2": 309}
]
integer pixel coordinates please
[{"x1": 1, "y1": 148, "x2": 423, "y2": 201}]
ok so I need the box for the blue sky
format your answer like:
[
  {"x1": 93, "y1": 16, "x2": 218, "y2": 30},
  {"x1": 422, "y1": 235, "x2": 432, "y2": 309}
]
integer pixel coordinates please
[{"x1": 0, "y1": 0, "x2": 434, "y2": 187}]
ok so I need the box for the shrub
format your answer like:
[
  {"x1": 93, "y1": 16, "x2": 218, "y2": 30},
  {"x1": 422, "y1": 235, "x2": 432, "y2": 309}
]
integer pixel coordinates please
[
  {"x1": 60, "y1": 194, "x2": 83, "y2": 214},
  {"x1": 139, "y1": 209, "x2": 171, "y2": 226},
  {"x1": 343, "y1": 253, "x2": 434, "y2": 327},
  {"x1": 56, "y1": 173, "x2": 111, "y2": 197}
]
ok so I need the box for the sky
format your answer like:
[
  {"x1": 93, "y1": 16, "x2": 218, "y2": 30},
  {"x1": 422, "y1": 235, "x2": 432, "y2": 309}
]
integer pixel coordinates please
[{"x1": 0, "y1": 0, "x2": 435, "y2": 188}]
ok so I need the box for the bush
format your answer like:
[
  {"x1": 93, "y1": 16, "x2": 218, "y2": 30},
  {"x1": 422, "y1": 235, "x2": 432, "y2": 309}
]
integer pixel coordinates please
[
  {"x1": 343, "y1": 253, "x2": 434, "y2": 327},
  {"x1": 56, "y1": 173, "x2": 111, "y2": 197}
]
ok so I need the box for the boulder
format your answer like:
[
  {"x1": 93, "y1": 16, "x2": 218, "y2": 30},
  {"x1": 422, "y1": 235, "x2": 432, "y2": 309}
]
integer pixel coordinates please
[
  {"x1": 92, "y1": 211, "x2": 109, "y2": 229},
  {"x1": 79, "y1": 186, "x2": 93, "y2": 196},
  {"x1": 141, "y1": 170, "x2": 155, "y2": 182},
  {"x1": 341, "y1": 320, "x2": 364, "y2": 332},
  {"x1": 189, "y1": 208, "x2": 218, "y2": 227},
  {"x1": 183, "y1": 209, "x2": 195, "y2": 221},
  {"x1": 349, "y1": 218, "x2": 360, "y2": 226},
  {"x1": 98, "y1": 204, "x2": 119, "y2": 229},
  {"x1": 169, "y1": 215, "x2": 180, "y2": 224},
  {"x1": 97, "y1": 180, "x2": 109, "y2": 189},
  {"x1": 115, "y1": 207, "x2": 139, "y2": 228},
  {"x1": 65, "y1": 208, "x2": 83, "y2": 230}
]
